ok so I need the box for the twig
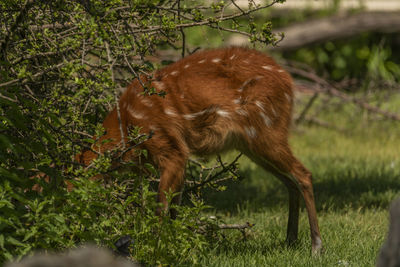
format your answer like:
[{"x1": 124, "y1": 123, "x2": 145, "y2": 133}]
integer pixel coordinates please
[
  {"x1": 0, "y1": 92, "x2": 17, "y2": 102},
  {"x1": 218, "y1": 222, "x2": 254, "y2": 230},
  {"x1": 115, "y1": 132, "x2": 153, "y2": 161},
  {"x1": 0, "y1": 61, "x2": 72, "y2": 88},
  {"x1": 187, "y1": 158, "x2": 220, "y2": 171},
  {"x1": 105, "y1": 40, "x2": 126, "y2": 149},
  {"x1": 0, "y1": 0, "x2": 35, "y2": 60},
  {"x1": 218, "y1": 221, "x2": 255, "y2": 239},
  {"x1": 177, "y1": 0, "x2": 185, "y2": 58},
  {"x1": 304, "y1": 117, "x2": 345, "y2": 132},
  {"x1": 125, "y1": 0, "x2": 283, "y2": 34},
  {"x1": 295, "y1": 91, "x2": 319, "y2": 124},
  {"x1": 184, "y1": 153, "x2": 242, "y2": 192}
]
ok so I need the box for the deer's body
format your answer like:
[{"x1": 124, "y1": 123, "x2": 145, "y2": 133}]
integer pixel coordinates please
[{"x1": 79, "y1": 47, "x2": 322, "y2": 253}]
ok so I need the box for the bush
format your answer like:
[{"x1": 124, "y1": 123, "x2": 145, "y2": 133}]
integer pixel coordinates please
[
  {"x1": 0, "y1": 0, "x2": 282, "y2": 265},
  {"x1": 0, "y1": 170, "x2": 213, "y2": 265}
]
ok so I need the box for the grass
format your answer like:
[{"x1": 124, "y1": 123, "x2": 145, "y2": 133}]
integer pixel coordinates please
[
  {"x1": 194, "y1": 92, "x2": 400, "y2": 266},
  {"x1": 199, "y1": 209, "x2": 386, "y2": 266}
]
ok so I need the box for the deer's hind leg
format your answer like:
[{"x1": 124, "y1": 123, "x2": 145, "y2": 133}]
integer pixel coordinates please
[
  {"x1": 243, "y1": 138, "x2": 322, "y2": 253},
  {"x1": 148, "y1": 134, "x2": 189, "y2": 218},
  {"x1": 153, "y1": 151, "x2": 187, "y2": 218}
]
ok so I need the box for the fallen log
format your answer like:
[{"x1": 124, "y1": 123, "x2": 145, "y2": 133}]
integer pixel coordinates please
[{"x1": 228, "y1": 11, "x2": 400, "y2": 50}]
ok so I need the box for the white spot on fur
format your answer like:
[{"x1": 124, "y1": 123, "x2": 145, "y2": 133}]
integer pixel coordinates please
[
  {"x1": 235, "y1": 109, "x2": 248, "y2": 116},
  {"x1": 183, "y1": 109, "x2": 207, "y2": 120},
  {"x1": 244, "y1": 126, "x2": 257, "y2": 138},
  {"x1": 212, "y1": 58, "x2": 221, "y2": 63},
  {"x1": 262, "y1": 65, "x2": 272, "y2": 71},
  {"x1": 184, "y1": 64, "x2": 190, "y2": 69},
  {"x1": 237, "y1": 76, "x2": 262, "y2": 92},
  {"x1": 183, "y1": 114, "x2": 195, "y2": 120},
  {"x1": 198, "y1": 59, "x2": 205, "y2": 64},
  {"x1": 164, "y1": 108, "x2": 178, "y2": 117},
  {"x1": 243, "y1": 60, "x2": 249, "y2": 64},
  {"x1": 237, "y1": 78, "x2": 252, "y2": 92},
  {"x1": 285, "y1": 93, "x2": 291, "y2": 102},
  {"x1": 233, "y1": 99, "x2": 241, "y2": 104},
  {"x1": 170, "y1": 71, "x2": 179, "y2": 76},
  {"x1": 260, "y1": 112, "x2": 272, "y2": 127},
  {"x1": 127, "y1": 106, "x2": 145, "y2": 120},
  {"x1": 180, "y1": 94, "x2": 185, "y2": 99},
  {"x1": 141, "y1": 98, "x2": 153, "y2": 107},
  {"x1": 278, "y1": 69, "x2": 285, "y2": 73},
  {"x1": 229, "y1": 54, "x2": 236, "y2": 60},
  {"x1": 271, "y1": 106, "x2": 277, "y2": 117},
  {"x1": 153, "y1": 81, "x2": 165, "y2": 90},
  {"x1": 217, "y1": 109, "x2": 230, "y2": 118},
  {"x1": 255, "y1": 100, "x2": 265, "y2": 112}
]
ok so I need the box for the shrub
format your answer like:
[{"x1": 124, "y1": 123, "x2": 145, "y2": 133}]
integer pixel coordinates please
[{"x1": 0, "y1": 0, "x2": 282, "y2": 265}]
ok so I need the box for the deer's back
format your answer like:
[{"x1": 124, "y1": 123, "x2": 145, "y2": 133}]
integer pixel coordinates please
[{"x1": 119, "y1": 47, "x2": 294, "y2": 158}]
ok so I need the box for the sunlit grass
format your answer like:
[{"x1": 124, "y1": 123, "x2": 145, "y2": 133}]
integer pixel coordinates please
[
  {"x1": 199, "y1": 208, "x2": 387, "y2": 266},
  {"x1": 196, "y1": 92, "x2": 400, "y2": 266}
]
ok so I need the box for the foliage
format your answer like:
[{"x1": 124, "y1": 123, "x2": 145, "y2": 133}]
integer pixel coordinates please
[
  {"x1": 233, "y1": 2, "x2": 400, "y2": 88},
  {"x1": 281, "y1": 33, "x2": 400, "y2": 87},
  {"x1": 0, "y1": 0, "x2": 284, "y2": 265},
  {"x1": 264, "y1": 4, "x2": 400, "y2": 87},
  {"x1": 0, "y1": 170, "x2": 213, "y2": 265}
]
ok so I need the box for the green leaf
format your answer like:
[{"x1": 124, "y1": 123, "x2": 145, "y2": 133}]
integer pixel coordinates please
[
  {"x1": 0, "y1": 167, "x2": 22, "y2": 183},
  {"x1": 0, "y1": 199, "x2": 14, "y2": 209},
  {"x1": 0, "y1": 234, "x2": 4, "y2": 249},
  {"x1": 6, "y1": 236, "x2": 25, "y2": 247},
  {"x1": 53, "y1": 214, "x2": 65, "y2": 224},
  {"x1": 0, "y1": 134, "x2": 16, "y2": 154},
  {"x1": 5, "y1": 105, "x2": 27, "y2": 131},
  {"x1": 23, "y1": 227, "x2": 38, "y2": 242}
]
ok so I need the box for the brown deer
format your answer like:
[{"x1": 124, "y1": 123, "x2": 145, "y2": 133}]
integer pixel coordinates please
[{"x1": 77, "y1": 47, "x2": 322, "y2": 253}]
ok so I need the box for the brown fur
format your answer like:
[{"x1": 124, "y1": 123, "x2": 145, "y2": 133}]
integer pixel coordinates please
[{"x1": 78, "y1": 47, "x2": 322, "y2": 253}]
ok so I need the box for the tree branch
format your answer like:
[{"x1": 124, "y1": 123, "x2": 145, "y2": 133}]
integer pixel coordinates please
[{"x1": 286, "y1": 65, "x2": 400, "y2": 121}]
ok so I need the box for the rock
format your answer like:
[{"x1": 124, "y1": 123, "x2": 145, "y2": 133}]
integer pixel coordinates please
[
  {"x1": 6, "y1": 245, "x2": 141, "y2": 267},
  {"x1": 377, "y1": 198, "x2": 400, "y2": 267}
]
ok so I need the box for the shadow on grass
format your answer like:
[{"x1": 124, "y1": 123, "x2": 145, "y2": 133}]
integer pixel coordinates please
[{"x1": 201, "y1": 165, "x2": 400, "y2": 214}]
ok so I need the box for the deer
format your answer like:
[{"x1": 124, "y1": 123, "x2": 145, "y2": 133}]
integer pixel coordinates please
[{"x1": 76, "y1": 47, "x2": 323, "y2": 253}]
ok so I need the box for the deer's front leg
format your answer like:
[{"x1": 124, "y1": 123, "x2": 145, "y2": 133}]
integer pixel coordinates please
[{"x1": 156, "y1": 155, "x2": 187, "y2": 218}]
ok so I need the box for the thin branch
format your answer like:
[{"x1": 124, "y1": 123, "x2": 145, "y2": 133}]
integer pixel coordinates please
[
  {"x1": 184, "y1": 153, "x2": 242, "y2": 193},
  {"x1": 231, "y1": 0, "x2": 245, "y2": 14},
  {"x1": 0, "y1": 93, "x2": 17, "y2": 102},
  {"x1": 125, "y1": 0, "x2": 283, "y2": 34},
  {"x1": 286, "y1": 65, "x2": 400, "y2": 122},
  {"x1": 295, "y1": 91, "x2": 319, "y2": 124},
  {"x1": 0, "y1": 0, "x2": 35, "y2": 60},
  {"x1": 304, "y1": 117, "x2": 346, "y2": 132},
  {"x1": 0, "y1": 61, "x2": 71, "y2": 88},
  {"x1": 105, "y1": 40, "x2": 126, "y2": 149},
  {"x1": 218, "y1": 222, "x2": 254, "y2": 230},
  {"x1": 177, "y1": 0, "x2": 185, "y2": 58}
]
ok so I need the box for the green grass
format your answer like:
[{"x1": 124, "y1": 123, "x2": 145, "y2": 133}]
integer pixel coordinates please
[
  {"x1": 195, "y1": 93, "x2": 400, "y2": 266},
  {"x1": 199, "y1": 210, "x2": 386, "y2": 266}
]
